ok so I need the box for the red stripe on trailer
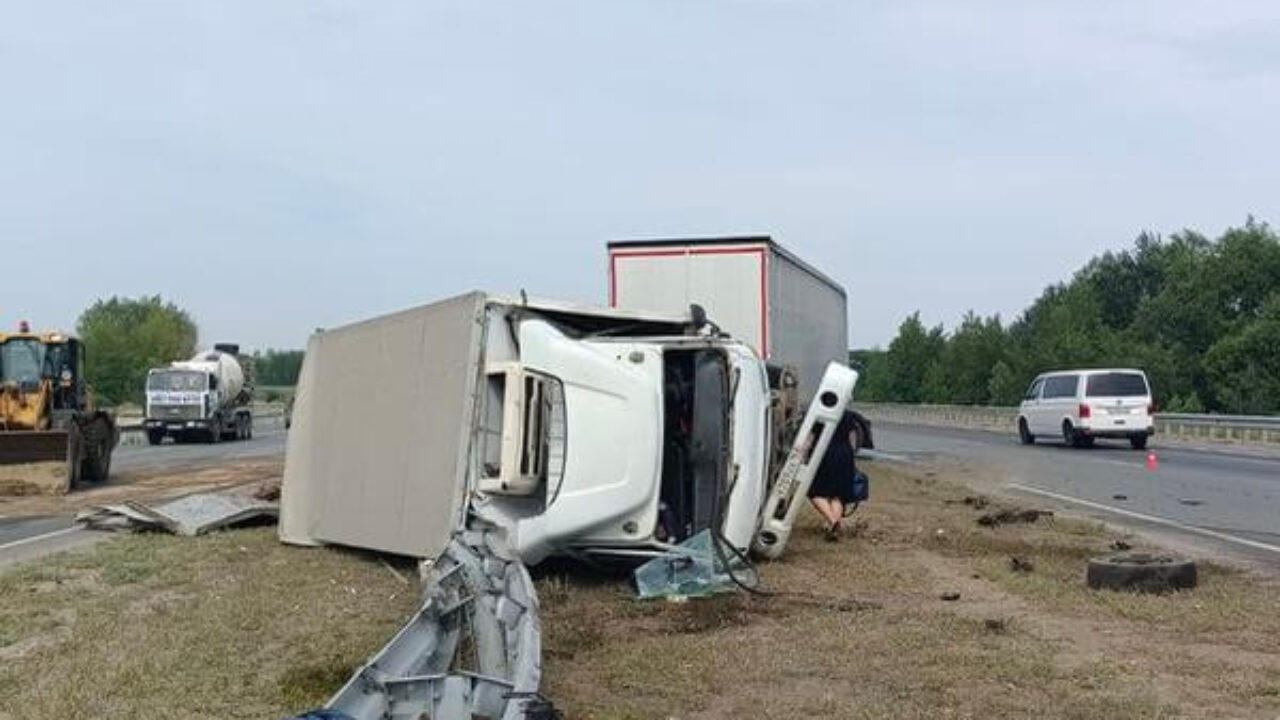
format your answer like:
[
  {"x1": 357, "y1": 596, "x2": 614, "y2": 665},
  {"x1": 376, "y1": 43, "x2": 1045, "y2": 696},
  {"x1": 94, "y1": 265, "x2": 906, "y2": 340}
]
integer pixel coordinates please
[{"x1": 608, "y1": 244, "x2": 770, "y2": 359}]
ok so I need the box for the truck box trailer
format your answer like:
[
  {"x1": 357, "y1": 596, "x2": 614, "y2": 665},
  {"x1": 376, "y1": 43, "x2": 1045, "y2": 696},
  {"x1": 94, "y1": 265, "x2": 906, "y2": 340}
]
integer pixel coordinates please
[{"x1": 607, "y1": 236, "x2": 848, "y2": 403}]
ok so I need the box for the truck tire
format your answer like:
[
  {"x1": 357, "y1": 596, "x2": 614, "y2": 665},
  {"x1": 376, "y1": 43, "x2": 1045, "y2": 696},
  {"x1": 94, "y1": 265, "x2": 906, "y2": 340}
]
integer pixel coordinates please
[
  {"x1": 1087, "y1": 553, "x2": 1196, "y2": 593},
  {"x1": 65, "y1": 422, "x2": 83, "y2": 487},
  {"x1": 147, "y1": 430, "x2": 164, "y2": 446},
  {"x1": 79, "y1": 415, "x2": 114, "y2": 482},
  {"x1": 1130, "y1": 433, "x2": 1149, "y2": 450}
]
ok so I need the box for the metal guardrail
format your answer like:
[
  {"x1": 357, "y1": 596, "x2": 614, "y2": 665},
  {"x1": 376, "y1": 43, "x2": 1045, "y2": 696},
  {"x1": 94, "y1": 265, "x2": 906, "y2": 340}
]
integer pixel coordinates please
[
  {"x1": 852, "y1": 402, "x2": 1280, "y2": 447},
  {"x1": 1156, "y1": 412, "x2": 1280, "y2": 429}
]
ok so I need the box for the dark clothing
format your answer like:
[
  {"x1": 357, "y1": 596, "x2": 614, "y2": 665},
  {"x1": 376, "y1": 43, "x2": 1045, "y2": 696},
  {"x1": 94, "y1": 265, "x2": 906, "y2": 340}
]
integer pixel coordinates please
[{"x1": 807, "y1": 412, "x2": 860, "y2": 504}]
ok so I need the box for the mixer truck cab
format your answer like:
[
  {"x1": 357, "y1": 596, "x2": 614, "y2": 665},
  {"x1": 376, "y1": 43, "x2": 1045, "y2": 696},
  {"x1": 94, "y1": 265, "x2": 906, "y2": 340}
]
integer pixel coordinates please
[
  {"x1": 280, "y1": 292, "x2": 857, "y2": 565},
  {"x1": 144, "y1": 344, "x2": 255, "y2": 445}
]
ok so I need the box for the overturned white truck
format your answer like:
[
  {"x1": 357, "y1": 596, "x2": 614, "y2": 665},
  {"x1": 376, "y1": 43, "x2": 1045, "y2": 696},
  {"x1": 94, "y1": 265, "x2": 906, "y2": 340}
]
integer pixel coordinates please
[{"x1": 279, "y1": 292, "x2": 856, "y2": 719}]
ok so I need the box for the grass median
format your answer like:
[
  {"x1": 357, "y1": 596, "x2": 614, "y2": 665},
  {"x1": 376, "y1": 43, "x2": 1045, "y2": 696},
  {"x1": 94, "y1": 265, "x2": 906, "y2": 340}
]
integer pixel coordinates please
[{"x1": 1, "y1": 464, "x2": 1278, "y2": 719}]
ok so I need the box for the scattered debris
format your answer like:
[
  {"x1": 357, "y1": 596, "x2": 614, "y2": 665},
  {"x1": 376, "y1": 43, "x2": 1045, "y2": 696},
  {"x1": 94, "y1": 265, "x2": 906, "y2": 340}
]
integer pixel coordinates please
[
  {"x1": 939, "y1": 591, "x2": 961, "y2": 602},
  {"x1": 1087, "y1": 552, "x2": 1197, "y2": 594},
  {"x1": 976, "y1": 508, "x2": 1054, "y2": 527},
  {"x1": 1110, "y1": 540, "x2": 1132, "y2": 551},
  {"x1": 1178, "y1": 497, "x2": 1204, "y2": 506},
  {"x1": 1112, "y1": 494, "x2": 1128, "y2": 501},
  {"x1": 947, "y1": 495, "x2": 990, "y2": 509},
  {"x1": 75, "y1": 492, "x2": 277, "y2": 536},
  {"x1": 1009, "y1": 556, "x2": 1035, "y2": 573},
  {"x1": 634, "y1": 530, "x2": 740, "y2": 600},
  {"x1": 983, "y1": 618, "x2": 1008, "y2": 633}
]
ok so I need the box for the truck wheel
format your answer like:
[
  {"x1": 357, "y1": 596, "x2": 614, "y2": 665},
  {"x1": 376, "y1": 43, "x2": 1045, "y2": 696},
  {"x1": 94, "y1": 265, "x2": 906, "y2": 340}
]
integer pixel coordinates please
[
  {"x1": 65, "y1": 423, "x2": 83, "y2": 487},
  {"x1": 1130, "y1": 433, "x2": 1149, "y2": 450},
  {"x1": 1018, "y1": 418, "x2": 1035, "y2": 445},
  {"x1": 79, "y1": 416, "x2": 113, "y2": 482},
  {"x1": 147, "y1": 430, "x2": 164, "y2": 446},
  {"x1": 1087, "y1": 553, "x2": 1196, "y2": 593}
]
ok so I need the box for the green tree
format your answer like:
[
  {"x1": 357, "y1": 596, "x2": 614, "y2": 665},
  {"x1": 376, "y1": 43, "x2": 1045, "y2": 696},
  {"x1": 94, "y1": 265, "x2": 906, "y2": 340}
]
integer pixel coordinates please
[
  {"x1": 252, "y1": 349, "x2": 306, "y2": 387},
  {"x1": 987, "y1": 360, "x2": 1022, "y2": 406},
  {"x1": 1204, "y1": 294, "x2": 1280, "y2": 414},
  {"x1": 848, "y1": 348, "x2": 890, "y2": 401},
  {"x1": 885, "y1": 313, "x2": 945, "y2": 403},
  {"x1": 76, "y1": 296, "x2": 198, "y2": 406}
]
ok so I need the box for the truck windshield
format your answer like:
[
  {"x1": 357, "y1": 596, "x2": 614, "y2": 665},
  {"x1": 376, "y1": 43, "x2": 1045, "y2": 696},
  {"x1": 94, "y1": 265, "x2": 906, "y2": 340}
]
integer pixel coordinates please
[
  {"x1": 1086, "y1": 373, "x2": 1149, "y2": 397},
  {"x1": 148, "y1": 371, "x2": 207, "y2": 392},
  {"x1": 0, "y1": 339, "x2": 46, "y2": 385}
]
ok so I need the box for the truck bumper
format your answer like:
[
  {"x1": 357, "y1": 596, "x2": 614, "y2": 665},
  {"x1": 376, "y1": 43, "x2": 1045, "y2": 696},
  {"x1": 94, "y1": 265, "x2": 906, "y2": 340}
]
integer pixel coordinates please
[{"x1": 145, "y1": 419, "x2": 210, "y2": 432}]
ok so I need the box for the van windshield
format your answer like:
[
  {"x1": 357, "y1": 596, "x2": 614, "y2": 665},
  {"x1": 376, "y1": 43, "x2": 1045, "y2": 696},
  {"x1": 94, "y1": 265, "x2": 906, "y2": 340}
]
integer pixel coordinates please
[{"x1": 1086, "y1": 373, "x2": 1148, "y2": 397}]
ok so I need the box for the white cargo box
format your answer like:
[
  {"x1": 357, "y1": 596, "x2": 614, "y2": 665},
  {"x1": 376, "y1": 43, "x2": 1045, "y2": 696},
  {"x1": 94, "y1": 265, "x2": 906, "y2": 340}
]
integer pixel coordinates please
[{"x1": 608, "y1": 236, "x2": 848, "y2": 401}]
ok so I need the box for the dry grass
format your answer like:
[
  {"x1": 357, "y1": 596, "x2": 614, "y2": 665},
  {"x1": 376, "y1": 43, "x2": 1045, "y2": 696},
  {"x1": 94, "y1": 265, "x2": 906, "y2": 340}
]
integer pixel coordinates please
[
  {"x1": 537, "y1": 464, "x2": 1280, "y2": 719},
  {"x1": 0, "y1": 528, "x2": 418, "y2": 720},
  {"x1": 1, "y1": 462, "x2": 1278, "y2": 719}
]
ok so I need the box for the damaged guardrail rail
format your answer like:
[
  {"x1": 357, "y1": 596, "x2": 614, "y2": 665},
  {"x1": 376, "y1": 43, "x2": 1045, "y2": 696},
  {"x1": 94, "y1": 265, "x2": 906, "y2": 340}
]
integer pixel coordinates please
[
  {"x1": 852, "y1": 403, "x2": 1280, "y2": 447},
  {"x1": 290, "y1": 530, "x2": 547, "y2": 720}
]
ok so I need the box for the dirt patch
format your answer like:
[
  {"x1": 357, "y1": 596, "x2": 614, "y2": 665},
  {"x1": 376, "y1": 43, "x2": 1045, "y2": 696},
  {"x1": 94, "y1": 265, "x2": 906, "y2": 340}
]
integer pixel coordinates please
[
  {"x1": 0, "y1": 459, "x2": 282, "y2": 517},
  {"x1": 539, "y1": 464, "x2": 1280, "y2": 719},
  {"x1": 0, "y1": 461, "x2": 68, "y2": 496}
]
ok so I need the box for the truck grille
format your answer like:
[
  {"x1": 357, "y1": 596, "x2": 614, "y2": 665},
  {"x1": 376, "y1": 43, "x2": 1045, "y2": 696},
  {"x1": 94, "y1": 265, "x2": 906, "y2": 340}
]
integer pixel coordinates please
[{"x1": 150, "y1": 404, "x2": 202, "y2": 421}]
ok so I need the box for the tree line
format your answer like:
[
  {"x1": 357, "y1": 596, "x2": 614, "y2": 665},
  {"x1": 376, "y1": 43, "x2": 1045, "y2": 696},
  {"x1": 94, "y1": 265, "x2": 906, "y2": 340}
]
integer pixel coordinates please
[
  {"x1": 853, "y1": 219, "x2": 1280, "y2": 415},
  {"x1": 76, "y1": 296, "x2": 304, "y2": 406}
]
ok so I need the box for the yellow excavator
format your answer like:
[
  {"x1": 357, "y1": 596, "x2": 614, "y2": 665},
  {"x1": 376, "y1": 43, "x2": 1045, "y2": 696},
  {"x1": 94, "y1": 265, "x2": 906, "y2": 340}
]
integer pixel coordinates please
[{"x1": 0, "y1": 322, "x2": 119, "y2": 494}]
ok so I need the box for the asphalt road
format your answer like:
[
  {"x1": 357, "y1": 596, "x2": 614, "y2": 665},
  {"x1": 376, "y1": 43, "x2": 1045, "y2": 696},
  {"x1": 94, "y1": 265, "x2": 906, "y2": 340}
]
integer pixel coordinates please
[
  {"x1": 868, "y1": 421, "x2": 1280, "y2": 567},
  {"x1": 114, "y1": 424, "x2": 288, "y2": 474}
]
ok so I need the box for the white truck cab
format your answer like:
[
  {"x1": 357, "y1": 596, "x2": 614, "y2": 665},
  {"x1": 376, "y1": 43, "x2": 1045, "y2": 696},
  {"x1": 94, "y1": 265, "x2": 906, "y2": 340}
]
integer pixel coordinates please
[
  {"x1": 279, "y1": 292, "x2": 844, "y2": 565},
  {"x1": 1018, "y1": 368, "x2": 1155, "y2": 449}
]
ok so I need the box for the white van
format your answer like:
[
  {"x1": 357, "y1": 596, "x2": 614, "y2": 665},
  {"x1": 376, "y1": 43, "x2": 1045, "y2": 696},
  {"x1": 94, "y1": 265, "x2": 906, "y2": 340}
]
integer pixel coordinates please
[{"x1": 1017, "y1": 369, "x2": 1155, "y2": 449}]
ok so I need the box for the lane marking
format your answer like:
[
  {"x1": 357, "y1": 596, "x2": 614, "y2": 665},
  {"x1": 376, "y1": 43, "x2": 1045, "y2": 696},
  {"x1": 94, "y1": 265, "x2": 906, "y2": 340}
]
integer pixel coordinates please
[
  {"x1": 0, "y1": 526, "x2": 80, "y2": 552},
  {"x1": 1008, "y1": 483, "x2": 1280, "y2": 556}
]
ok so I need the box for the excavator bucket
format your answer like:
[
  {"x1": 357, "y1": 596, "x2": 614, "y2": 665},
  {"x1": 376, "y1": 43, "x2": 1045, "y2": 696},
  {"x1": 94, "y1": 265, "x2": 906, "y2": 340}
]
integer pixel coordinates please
[{"x1": 0, "y1": 429, "x2": 73, "y2": 495}]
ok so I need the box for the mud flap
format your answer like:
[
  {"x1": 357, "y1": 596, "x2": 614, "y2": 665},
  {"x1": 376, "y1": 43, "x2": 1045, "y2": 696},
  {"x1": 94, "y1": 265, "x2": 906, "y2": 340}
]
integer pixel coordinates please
[
  {"x1": 752, "y1": 362, "x2": 859, "y2": 560},
  {"x1": 319, "y1": 530, "x2": 544, "y2": 720}
]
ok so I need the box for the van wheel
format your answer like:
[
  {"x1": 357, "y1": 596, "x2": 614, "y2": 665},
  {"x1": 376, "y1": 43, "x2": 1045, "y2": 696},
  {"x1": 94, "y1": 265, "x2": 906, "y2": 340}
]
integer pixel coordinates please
[
  {"x1": 1018, "y1": 419, "x2": 1035, "y2": 445},
  {"x1": 1130, "y1": 434, "x2": 1149, "y2": 450},
  {"x1": 1062, "y1": 421, "x2": 1082, "y2": 448}
]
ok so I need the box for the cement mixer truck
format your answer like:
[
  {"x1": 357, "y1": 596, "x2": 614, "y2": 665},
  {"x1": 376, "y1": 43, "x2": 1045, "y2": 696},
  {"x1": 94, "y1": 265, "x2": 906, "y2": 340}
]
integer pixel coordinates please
[{"x1": 144, "y1": 344, "x2": 255, "y2": 444}]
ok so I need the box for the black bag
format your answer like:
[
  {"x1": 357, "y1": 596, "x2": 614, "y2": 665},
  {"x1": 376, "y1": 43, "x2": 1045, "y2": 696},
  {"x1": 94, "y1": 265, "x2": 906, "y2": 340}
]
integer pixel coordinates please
[{"x1": 850, "y1": 470, "x2": 869, "y2": 504}]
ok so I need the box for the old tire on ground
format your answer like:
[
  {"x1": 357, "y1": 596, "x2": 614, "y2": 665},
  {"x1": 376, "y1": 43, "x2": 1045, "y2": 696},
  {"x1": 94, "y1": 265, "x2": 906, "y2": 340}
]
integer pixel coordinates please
[
  {"x1": 1087, "y1": 553, "x2": 1197, "y2": 593},
  {"x1": 1130, "y1": 433, "x2": 1149, "y2": 450},
  {"x1": 1018, "y1": 418, "x2": 1035, "y2": 445}
]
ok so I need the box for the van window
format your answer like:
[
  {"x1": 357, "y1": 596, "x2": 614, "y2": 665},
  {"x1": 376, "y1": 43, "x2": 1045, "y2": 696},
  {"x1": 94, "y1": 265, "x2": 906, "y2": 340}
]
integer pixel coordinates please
[
  {"x1": 1043, "y1": 375, "x2": 1079, "y2": 399},
  {"x1": 1024, "y1": 379, "x2": 1043, "y2": 400},
  {"x1": 1086, "y1": 372, "x2": 1149, "y2": 397}
]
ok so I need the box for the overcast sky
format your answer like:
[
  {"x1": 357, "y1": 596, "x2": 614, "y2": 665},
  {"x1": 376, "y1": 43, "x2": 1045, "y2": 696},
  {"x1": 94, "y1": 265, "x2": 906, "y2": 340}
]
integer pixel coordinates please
[{"x1": 3, "y1": 1, "x2": 1277, "y2": 350}]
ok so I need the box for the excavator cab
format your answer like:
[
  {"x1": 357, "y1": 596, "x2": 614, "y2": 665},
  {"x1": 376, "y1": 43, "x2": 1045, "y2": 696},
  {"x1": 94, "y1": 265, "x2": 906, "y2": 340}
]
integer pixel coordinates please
[{"x1": 0, "y1": 323, "x2": 118, "y2": 494}]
